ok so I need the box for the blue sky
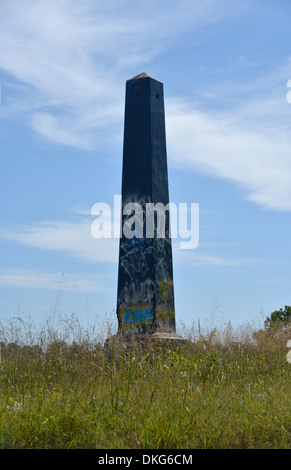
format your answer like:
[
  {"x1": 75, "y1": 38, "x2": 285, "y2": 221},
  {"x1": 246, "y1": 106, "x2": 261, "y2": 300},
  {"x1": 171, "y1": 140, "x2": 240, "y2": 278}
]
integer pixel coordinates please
[{"x1": 1, "y1": 0, "x2": 291, "y2": 333}]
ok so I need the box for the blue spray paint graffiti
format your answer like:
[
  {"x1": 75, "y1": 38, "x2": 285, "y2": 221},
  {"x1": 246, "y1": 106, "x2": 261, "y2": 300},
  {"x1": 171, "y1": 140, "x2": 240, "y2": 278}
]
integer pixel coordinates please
[{"x1": 122, "y1": 306, "x2": 154, "y2": 327}]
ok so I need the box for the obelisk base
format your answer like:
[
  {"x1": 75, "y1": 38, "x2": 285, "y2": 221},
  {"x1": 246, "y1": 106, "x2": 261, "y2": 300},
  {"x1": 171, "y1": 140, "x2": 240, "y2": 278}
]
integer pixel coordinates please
[{"x1": 103, "y1": 329, "x2": 187, "y2": 360}]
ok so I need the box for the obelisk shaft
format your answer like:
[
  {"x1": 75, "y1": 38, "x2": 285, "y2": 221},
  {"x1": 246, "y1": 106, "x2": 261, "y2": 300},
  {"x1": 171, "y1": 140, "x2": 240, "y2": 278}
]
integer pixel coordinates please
[{"x1": 117, "y1": 73, "x2": 175, "y2": 334}]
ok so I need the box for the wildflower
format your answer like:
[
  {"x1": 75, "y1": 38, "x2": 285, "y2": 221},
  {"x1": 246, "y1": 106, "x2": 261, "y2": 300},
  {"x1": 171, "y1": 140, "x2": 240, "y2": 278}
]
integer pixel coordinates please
[{"x1": 6, "y1": 399, "x2": 21, "y2": 412}]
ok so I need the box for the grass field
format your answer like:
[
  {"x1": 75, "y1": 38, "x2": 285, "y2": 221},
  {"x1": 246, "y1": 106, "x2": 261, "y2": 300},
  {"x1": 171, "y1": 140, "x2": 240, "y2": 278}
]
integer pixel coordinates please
[{"x1": 0, "y1": 315, "x2": 290, "y2": 449}]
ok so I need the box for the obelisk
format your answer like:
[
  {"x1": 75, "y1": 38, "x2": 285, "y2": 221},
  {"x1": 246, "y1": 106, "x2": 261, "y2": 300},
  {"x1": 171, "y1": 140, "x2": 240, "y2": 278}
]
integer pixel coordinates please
[{"x1": 116, "y1": 73, "x2": 176, "y2": 337}]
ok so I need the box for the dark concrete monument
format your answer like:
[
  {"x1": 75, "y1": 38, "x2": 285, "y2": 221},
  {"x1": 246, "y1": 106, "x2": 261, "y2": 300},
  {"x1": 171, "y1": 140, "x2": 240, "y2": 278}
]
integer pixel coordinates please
[{"x1": 115, "y1": 73, "x2": 179, "y2": 342}]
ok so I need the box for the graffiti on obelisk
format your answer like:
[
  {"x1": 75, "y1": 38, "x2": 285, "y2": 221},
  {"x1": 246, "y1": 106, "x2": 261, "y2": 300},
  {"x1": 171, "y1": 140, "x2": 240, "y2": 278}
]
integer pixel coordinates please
[{"x1": 116, "y1": 73, "x2": 175, "y2": 334}]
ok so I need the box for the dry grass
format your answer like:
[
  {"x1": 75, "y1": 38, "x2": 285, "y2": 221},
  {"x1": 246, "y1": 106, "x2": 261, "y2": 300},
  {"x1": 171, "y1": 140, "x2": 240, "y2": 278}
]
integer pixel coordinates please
[{"x1": 0, "y1": 314, "x2": 290, "y2": 449}]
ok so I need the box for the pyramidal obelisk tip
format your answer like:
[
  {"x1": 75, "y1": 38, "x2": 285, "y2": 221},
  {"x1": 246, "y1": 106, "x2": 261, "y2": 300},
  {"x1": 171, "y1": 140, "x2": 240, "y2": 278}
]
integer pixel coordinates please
[{"x1": 127, "y1": 72, "x2": 161, "y2": 82}]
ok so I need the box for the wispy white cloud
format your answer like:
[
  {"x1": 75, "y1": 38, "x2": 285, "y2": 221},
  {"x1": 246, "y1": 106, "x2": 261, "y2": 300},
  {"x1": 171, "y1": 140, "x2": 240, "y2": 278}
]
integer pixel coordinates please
[
  {"x1": 166, "y1": 83, "x2": 291, "y2": 212},
  {"x1": 0, "y1": 216, "x2": 243, "y2": 268},
  {"x1": 1, "y1": 0, "x2": 290, "y2": 214},
  {"x1": 0, "y1": 268, "x2": 108, "y2": 292},
  {"x1": 0, "y1": 220, "x2": 119, "y2": 263},
  {"x1": 0, "y1": 0, "x2": 241, "y2": 148},
  {"x1": 172, "y1": 242, "x2": 246, "y2": 267}
]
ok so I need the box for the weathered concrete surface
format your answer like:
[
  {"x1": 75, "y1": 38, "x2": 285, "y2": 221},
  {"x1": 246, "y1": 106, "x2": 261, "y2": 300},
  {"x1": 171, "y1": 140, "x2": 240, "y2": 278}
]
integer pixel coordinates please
[{"x1": 104, "y1": 330, "x2": 187, "y2": 360}]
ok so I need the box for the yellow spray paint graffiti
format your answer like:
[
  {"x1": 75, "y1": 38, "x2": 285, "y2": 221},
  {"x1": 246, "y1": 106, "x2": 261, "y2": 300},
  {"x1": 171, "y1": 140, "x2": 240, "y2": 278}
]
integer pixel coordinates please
[
  {"x1": 156, "y1": 280, "x2": 175, "y2": 322},
  {"x1": 120, "y1": 280, "x2": 174, "y2": 329}
]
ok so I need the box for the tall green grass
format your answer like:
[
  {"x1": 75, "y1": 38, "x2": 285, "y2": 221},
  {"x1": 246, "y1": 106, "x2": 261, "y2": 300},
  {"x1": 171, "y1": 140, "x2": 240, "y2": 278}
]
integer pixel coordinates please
[{"x1": 0, "y1": 315, "x2": 290, "y2": 449}]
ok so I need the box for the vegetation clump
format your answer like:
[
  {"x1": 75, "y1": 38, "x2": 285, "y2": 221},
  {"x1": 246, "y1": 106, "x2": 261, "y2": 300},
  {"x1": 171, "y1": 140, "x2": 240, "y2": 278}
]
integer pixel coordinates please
[{"x1": 0, "y1": 313, "x2": 290, "y2": 449}]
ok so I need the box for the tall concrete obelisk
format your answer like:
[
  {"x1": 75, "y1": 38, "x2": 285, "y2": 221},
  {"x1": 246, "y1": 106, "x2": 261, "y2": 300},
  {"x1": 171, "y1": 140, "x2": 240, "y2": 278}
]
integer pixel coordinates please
[{"x1": 116, "y1": 73, "x2": 176, "y2": 336}]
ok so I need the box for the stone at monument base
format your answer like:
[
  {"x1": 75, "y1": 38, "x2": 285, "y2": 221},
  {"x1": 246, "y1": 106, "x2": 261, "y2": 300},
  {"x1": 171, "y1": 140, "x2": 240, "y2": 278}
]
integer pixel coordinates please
[{"x1": 103, "y1": 330, "x2": 187, "y2": 359}]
